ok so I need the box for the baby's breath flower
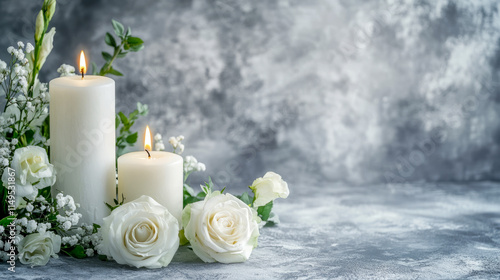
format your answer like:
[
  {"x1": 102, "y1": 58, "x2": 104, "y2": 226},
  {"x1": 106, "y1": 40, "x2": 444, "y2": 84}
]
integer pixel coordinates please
[
  {"x1": 26, "y1": 203, "x2": 34, "y2": 212},
  {"x1": 17, "y1": 41, "x2": 24, "y2": 48},
  {"x1": 62, "y1": 221, "x2": 71, "y2": 231},
  {"x1": 18, "y1": 217, "x2": 28, "y2": 226},
  {"x1": 26, "y1": 43, "x2": 34, "y2": 53},
  {"x1": 26, "y1": 220, "x2": 38, "y2": 233},
  {"x1": 57, "y1": 64, "x2": 75, "y2": 77},
  {"x1": 85, "y1": 248, "x2": 94, "y2": 257}
]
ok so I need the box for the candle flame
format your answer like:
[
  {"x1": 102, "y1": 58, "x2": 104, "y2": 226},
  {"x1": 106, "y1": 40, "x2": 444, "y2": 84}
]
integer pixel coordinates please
[
  {"x1": 144, "y1": 125, "x2": 152, "y2": 151},
  {"x1": 79, "y1": 50, "x2": 87, "y2": 77}
]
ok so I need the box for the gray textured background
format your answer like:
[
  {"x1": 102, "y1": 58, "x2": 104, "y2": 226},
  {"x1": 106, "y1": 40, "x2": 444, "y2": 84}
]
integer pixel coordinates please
[{"x1": 1, "y1": 0, "x2": 500, "y2": 190}]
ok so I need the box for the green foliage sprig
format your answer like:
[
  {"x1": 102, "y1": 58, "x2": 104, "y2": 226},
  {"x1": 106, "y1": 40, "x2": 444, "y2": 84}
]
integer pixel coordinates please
[
  {"x1": 115, "y1": 102, "x2": 148, "y2": 159},
  {"x1": 93, "y1": 20, "x2": 144, "y2": 76}
]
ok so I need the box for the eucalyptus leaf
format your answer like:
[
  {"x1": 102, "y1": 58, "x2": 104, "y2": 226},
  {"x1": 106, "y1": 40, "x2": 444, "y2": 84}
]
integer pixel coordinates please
[
  {"x1": 104, "y1": 32, "x2": 116, "y2": 47},
  {"x1": 108, "y1": 68, "x2": 123, "y2": 76},
  {"x1": 111, "y1": 19, "x2": 124, "y2": 37},
  {"x1": 130, "y1": 44, "x2": 144, "y2": 52},
  {"x1": 101, "y1": 52, "x2": 113, "y2": 62}
]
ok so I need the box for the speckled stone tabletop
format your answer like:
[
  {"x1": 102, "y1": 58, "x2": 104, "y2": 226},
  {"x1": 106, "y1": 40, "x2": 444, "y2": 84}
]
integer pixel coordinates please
[{"x1": 5, "y1": 182, "x2": 500, "y2": 279}]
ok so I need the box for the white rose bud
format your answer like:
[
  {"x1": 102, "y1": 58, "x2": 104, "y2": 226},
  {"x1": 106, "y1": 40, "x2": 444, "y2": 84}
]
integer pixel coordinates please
[
  {"x1": 18, "y1": 232, "x2": 61, "y2": 267},
  {"x1": 37, "y1": 27, "x2": 56, "y2": 69},
  {"x1": 99, "y1": 195, "x2": 179, "y2": 268},
  {"x1": 183, "y1": 192, "x2": 260, "y2": 263},
  {"x1": 250, "y1": 171, "x2": 289, "y2": 208},
  {"x1": 44, "y1": 0, "x2": 56, "y2": 22},
  {"x1": 35, "y1": 11, "x2": 44, "y2": 42}
]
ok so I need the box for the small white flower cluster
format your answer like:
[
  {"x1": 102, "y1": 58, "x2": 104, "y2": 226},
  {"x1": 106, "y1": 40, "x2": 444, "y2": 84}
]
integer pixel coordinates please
[
  {"x1": 61, "y1": 224, "x2": 102, "y2": 257},
  {"x1": 184, "y1": 155, "x2": 206, "y2": 174},
  {"x1": 57, "y1": 64, "x2": 75, "y2": 77},
  {"x1": 3, "y1": 42, "x2": 31, "y2": 92},
  {"x1": 55, "y1": 193, "x2": 82, "y2": 230},
  {"x1": 154, "y1": 133, "x2": 165, "y2": 151},
  {"x1": 0, "y1": 135, "x2": 14, "y2": 167},
  {"x1": 0, "y1": 191, "x2": 103, "y2": 262},
  {"x1": 168, "y1": 135, "x2": 185, "y2": 154}
]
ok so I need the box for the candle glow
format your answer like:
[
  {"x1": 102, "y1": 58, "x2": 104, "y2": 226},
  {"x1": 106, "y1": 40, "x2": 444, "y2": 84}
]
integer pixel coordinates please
[
  {"x1": 144, "y1": 125, "x2": 152, "y2": 152},
  {"x1": 79, "y1": 50, "x2": 86, "y2": 78}
]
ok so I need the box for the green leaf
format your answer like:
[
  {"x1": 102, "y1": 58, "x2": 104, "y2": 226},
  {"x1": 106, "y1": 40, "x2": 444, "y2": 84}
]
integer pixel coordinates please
[
  {"x1": 137, "y1": 102, "x2": 148, "y2": 115},
  {"x1": 117, "y1": 51, "x2": 127, "y2": 58},
  {"x1": 93, "y1": 223, "x2": 101, "y2": 234},
  {"x1": 126, "y1": 27, "x2": 131, "y2": 37},
  {"x1": 129, "y1": 110, "x2": 138, "y2": 120},
  {"x1": 257, "y1": 200, "x2": 273, "y2": 221},
  {"x1": 183, "y1": 183, "x2": 196, "y2": 196},
  {"x1": 118, "y1": 112, "x2": 128, "y2": 125},
  {"x1": 0, "y1": 216, "x2": 15, "y2": 227},
  {"x1": 67, "y1": 245, "x2": 86, "y2": 259},
  {"x1": 125, "y1": 132, "x2": 138, "y2": 144},
  {"x1": 129, "y1": 44, "x2": 144, "y2": 52},
  {"x1": 108, "y1": 67, "x2": 123, "y2": 76},
  {"x1": 179, "y1": 229, "x2": 189, "y2": 246},
  {"x1": 115, "y1": 115, "x2": 120, "y2": 129},
  {"x1": 104, "y1": 32, "x2": 116, "y2": 47},
  {"x1": 41, "y1": 115, "x2": 50, "y2": 139},
  {"x1": 127, "y1": 36, "x2": 144, "y2": 46},
  {"x1": 101, "y1": 52, "x2": 113, "y2": 62},
  {"x1": 111, "y1": 19, "x2": 125, "y2": 37},
  {"x1": 238, "y1": 192, "x2": 253, "y2": 206},
  {"x1": 98, "y1": 254, "x2": 108, "y2": 261}
]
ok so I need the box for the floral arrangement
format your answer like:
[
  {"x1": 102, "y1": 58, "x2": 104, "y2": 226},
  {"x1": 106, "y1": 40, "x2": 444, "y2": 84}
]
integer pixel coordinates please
[{"x1": 0, "y1": 0, "x2": 289, "y2": 270}]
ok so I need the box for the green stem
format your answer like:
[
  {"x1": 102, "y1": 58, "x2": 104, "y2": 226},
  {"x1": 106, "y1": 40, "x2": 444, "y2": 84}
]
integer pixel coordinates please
[
  {"x1": 99, "y1": 42, "x2": 124, "y2": 76},
  {"x1": 28, "y1": 20, "x2": 48, "y2": 98}
]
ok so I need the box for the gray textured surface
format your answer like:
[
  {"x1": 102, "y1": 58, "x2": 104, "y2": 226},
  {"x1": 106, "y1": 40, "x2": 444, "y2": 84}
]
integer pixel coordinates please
[
  {"x1": 0, "y1": 0, "x2": 499, "y2": 189},
  {"x1": 5, "y1": 181, "x2": 500, "y2": 279}
]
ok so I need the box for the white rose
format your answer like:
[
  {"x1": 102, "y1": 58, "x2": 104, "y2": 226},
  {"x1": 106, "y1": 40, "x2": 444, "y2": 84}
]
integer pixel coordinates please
[
  {"x1": 100, "y1": 195, "x2": 179, "y2": 268},
  {"x1": 18, "y1": 231, "x2": 61, "y2": 267},
  {"x1": 2, "y1": 146, "x2": 56, "y2": 200},
  {"x1": 183, "y1": 192, "x2": 260, "y2": 263},
  {"x1": 250, "y1": 171, "x2": 289, "y2": 208}
]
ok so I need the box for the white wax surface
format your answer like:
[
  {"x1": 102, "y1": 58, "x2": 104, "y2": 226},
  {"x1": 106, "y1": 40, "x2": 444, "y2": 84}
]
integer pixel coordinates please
[
  {"x1": 49, "y1": 75, "x2": 116, "y2": 225},
  {"x1": 118, "y1": 151, "x2": 183, "y2": 223}
]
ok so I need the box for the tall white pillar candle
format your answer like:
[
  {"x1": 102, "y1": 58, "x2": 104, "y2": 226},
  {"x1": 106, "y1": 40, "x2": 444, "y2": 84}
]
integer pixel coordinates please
[
  {"x1": 49, "y1": 75, "x2": 116, "y2": 225},
  {"x1": 118, "y1": 150, "x2": 183, "y2": 223}
]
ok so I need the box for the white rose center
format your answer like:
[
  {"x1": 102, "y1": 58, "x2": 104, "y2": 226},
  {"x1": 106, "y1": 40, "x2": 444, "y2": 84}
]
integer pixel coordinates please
[
  {"x1": 24, "y1": 155, "x2": 46, "y2": 173},
  {"x1": 131, "y1": 222, "x2": 155, "y2": 243}
]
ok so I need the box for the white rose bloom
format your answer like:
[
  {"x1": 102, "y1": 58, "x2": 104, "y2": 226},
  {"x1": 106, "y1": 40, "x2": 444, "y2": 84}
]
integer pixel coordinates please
[
  {"x1": 183, "y1": 192, "x2": 260, "y2": 263},
  {"x1": 250, "y1": 171, "x2": 289, "y2": 208},
  {"x1": 100, "y1": 195, "x2": 179, "y2": 268},
  {"x1": 18, "y1": 232, "x2": 61, "y2": 267},
  {"x1": 1, "y1": 146, "x2": 56, "y2": 200}
]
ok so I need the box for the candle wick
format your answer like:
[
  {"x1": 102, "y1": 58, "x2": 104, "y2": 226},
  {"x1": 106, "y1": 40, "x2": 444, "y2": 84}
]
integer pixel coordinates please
[
  {"x1": 145, "y1": 149, "x2": 151, "y2": 158},
  {"x1": 81, "y1": 68, "x2": 85, "y2": 79}
]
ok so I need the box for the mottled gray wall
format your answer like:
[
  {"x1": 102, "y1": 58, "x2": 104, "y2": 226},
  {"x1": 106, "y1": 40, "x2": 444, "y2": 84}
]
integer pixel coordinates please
[{"x1": 1, "y1": 0, "x2": 499, "y2": 190}]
